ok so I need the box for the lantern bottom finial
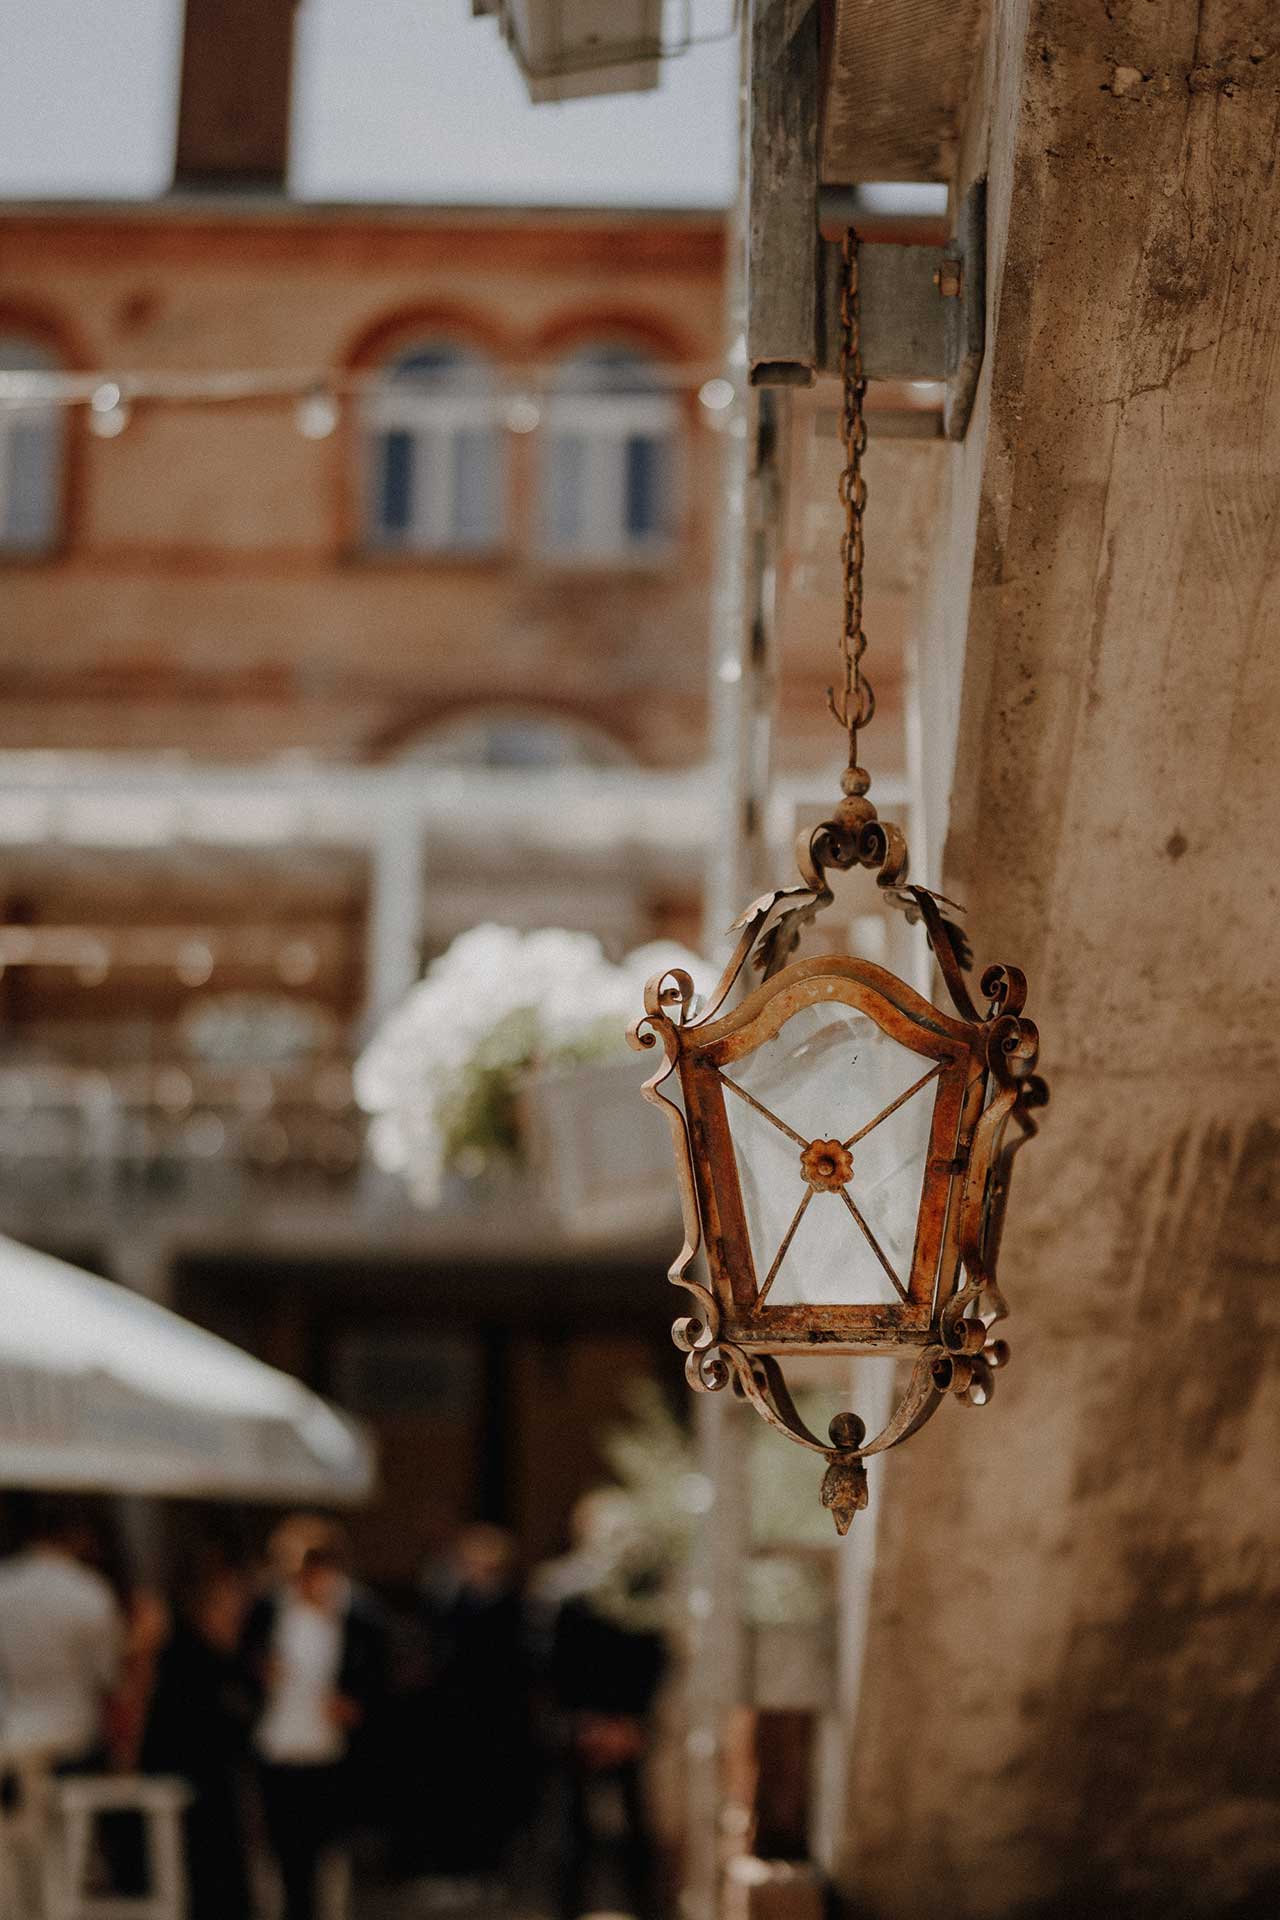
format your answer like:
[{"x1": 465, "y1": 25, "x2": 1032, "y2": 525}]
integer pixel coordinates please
[
  {"x1": 821, "y1": 1452, "x2": 869, "y2": 1535},
  {"x1": 821, "y1": 1411, "x2": 869, "y2": 1535}
]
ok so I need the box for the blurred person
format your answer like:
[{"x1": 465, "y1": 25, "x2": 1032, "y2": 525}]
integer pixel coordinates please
[
  {"x1": 535, "y1": 1491, "x2": 667, "y2": 1920},
  {"x1": 244, "y1": 1521, "x2": 386, "y2": 1920},
  {"x1": 528, "y1": 1489, "x2": 637, "y2": 1652},
  {"x1": 106, "y1": 1584, "x2": 171, "y2": 1770},
  {"x1": 142, "y1": 1556, "x2": 256, "y2": 1920},
  {"x1": 417, "y1": 1523, "x2": 531, "y2": 1884},
  {"x1": 381, "y1": 1518, "x2": 456, "y2": 1883},
  {"x1": 0, "y1": 1502, "x2": 123, "y2": 1768},
  {"x1": 265, "y1": 1512, "x2": 339, "y2": 1584}
]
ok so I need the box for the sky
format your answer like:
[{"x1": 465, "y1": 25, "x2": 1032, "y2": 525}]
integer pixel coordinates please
[{"x1": 0, "y1": 0, "x2": 739, "y2": 207}]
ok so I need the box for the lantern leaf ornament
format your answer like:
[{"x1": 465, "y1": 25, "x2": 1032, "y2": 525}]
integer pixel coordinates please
[{"x1": 628, "y1": 235, "x2": 1047, "y2": 1530}]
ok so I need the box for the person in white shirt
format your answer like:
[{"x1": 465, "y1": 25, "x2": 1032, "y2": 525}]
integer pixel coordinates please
[
  {"x1": 245, "y1": 1526, "x2": 385, "y2": 1920},
  {"x1": 0, "y1": 1510, "x2": 124, "y2": 1768}
]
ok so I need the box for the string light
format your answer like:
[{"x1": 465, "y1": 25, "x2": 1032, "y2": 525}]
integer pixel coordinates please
[
  {"x1": 175, "y1": 940, "x2": 215, "y2": 988},
  {"x1": 0, "y1": 362, "x2": 727, "y2": 418},
  {"x1": 0, "y1": 925, "x2": 338, "y2": 982},
  {"x1": 505, "y1": 394, "x2": 541, "y2": 434},
  {"x1": 74, "y1": 942, "x2": 112, "y2": 987},
  {"x1": 276, "y1": 939, "x2": 320, "y2": 987},
  {"x1": 88, "y1": 382, "x2": 130, "y2": 439},
  {"x1": 154, "y1": 1067, "x2": 195, "y2": 1113},
  {"x1": 295, "y1": 388, "x2": 340, "y2": 439}
]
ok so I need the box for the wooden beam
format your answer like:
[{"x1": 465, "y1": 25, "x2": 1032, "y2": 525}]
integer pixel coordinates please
[
  {"x1": 748, "y1": 0, "x2": 821, "y2": 386},
  {"x1": 822, "y1": 0, "x2": 986, "y2": 183}
]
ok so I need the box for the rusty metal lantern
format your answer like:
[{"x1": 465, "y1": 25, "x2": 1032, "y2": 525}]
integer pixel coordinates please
[{"x1": 629, "y1": 236, "x2": 1047, "y2": 1530}]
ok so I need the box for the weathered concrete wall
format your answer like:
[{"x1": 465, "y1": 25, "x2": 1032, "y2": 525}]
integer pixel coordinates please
[{"x1": 837, "y1": 2, "x2": 1280, "y2": 1914}]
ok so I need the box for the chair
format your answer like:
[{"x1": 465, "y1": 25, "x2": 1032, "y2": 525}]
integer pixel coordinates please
[
  {"x1": 0, "y1": 1754, "x2": 56, "y2": 1920},
  {"x1": 49, "y1": 1776, "x2": 190, "y2": 1920}
]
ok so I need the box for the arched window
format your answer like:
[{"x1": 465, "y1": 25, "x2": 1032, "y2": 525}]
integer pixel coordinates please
[
  {"x1": 364, "y1": 343, "x2": 503, "y2": 554},
  {"x1": 0, "y1": 336, "x2": 63, "y2": 555},
  {"x1": 541, "y1": 345, "x2": 678, "y2": 561}
]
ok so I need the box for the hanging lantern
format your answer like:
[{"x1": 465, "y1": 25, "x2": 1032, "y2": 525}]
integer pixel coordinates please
[{"x1": 630, "y1": 235, "x2": 1047, "y2": 1531}]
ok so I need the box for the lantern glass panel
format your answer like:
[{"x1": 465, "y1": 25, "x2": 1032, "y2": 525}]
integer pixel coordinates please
[{"x1": 721, "y1": 1002, "x2": 936, "y2": 1308}]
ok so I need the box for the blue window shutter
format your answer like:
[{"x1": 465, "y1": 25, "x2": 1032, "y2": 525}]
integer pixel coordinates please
[
  {"x1": 378, "y1": 430, "x2": 414, "y2": 538},
  {"x1": 625, "y1": 434, "x2": 660, "y2": 540}
]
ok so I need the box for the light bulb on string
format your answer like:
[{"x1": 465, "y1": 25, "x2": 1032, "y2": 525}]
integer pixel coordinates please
[
  {"x1": 75, "y1": 941, "x2": 112, "y2": 988},
  {"x1": 154, "y1": 1067, "x2": 194, "y2": 1114},
  {"x1": 697, "y1": 377, "x2": 737, "y2": 434},
  {"x1": 88, "y1": 382, "x2": 131, "y2": 439},
  {"x1": 506, "y1": 394, "x2": 541, "y2": 434},
  {"x1": 295, "y1": 388, "x2": 340, "y2": 440},
  {"x1": 277, "y1": 939, "x2": 319, "y2": 987},
  {"x1": 175, "y1": 940, "x2": 214, "y2": 988}
]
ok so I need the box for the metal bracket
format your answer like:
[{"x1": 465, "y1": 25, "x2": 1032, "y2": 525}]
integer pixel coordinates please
[
  {"x1": 743, "y1": 0, "x2": 986, "y2": 438},
  {"x1": 751, "y1": 179, "x2": 987, "y2": 440},
  {"x1": 820, "y1": 180, "x2": 985, "y2": 439},
  {"x1": 817, "y1": 239, "x2": 945, "y2": 384}
]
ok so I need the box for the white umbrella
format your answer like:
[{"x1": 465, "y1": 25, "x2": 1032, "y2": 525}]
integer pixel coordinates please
[{"x1": 0, "y1": 1237, "x2": 374, "y2": 1503}]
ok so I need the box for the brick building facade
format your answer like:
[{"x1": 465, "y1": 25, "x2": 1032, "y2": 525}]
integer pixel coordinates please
[{"x1": 0, "y1": 201, "x2": 724, "y2": 763}]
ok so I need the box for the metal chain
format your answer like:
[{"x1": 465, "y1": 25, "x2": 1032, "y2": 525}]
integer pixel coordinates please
[{"x1": 828, "y1": 229, "x2": 875, "y2": 775}]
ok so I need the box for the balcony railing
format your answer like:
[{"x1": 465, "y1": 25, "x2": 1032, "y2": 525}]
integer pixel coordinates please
[{"x1": 0, "y1": 1058, "x2": 366, "y2": 1202}]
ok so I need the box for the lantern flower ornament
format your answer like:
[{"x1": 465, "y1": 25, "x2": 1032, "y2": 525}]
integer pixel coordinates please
[{"x1": 629, "y1": 234, "x2": 1048, "y2": 1531}]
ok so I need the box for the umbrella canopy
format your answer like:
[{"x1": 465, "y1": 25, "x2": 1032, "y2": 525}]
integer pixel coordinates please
[{"x1": 0, "y1": 1237, "x2": 374, "y2": 1503}]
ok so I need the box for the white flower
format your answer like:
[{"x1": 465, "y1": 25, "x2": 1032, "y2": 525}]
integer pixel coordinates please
[{"x1": 355, "y1": 925, "x2": 711, "y2": 1209}]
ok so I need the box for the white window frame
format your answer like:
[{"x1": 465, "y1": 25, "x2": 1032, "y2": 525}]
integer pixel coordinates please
[
  {"x1": 541, "y1": 383, "x2": 679, "y2": 564},
  {"x1": 364, "y1": 356, "x2": 504, "y2": 556}
]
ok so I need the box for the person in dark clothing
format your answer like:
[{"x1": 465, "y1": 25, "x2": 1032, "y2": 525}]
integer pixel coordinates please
[
  {"x1": 141, "y1": 1561, "x2": 256, "y2": 1920},
  {"x1": 538, "y1": 1490, "x2": 668, "y2": 1920},
  {"x1": 417, "y1": 1524, "x2": 532, "y2": 1882},
  {"x1": 242, "y1": 1524, "x2": 387, "y2": 1920}
]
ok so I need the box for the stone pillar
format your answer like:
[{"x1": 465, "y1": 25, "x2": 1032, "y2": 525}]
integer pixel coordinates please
[
  {"x1": 834, "y1": 3, "x2": 1280, "y2": 1914},
  {"x1": 362, "y1": 805, "x2": 425, "y2": 1038}
]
